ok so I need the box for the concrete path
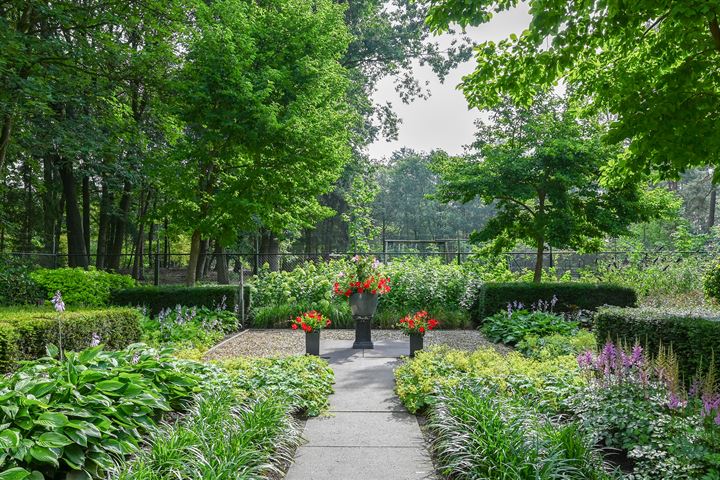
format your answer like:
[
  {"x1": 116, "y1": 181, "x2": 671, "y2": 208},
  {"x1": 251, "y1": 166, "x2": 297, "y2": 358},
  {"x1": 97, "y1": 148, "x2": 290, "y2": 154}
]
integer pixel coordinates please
[{"x1": 285, "y1": 340, "x2": 435, "y2": 480}]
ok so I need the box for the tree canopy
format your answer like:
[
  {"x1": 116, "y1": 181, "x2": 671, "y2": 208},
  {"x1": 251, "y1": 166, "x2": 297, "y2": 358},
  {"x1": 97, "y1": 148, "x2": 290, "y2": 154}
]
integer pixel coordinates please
[
  {"x1": 424, "y1": 0, "x2": 720, "y2": 178},
  {"x1": 432, "y1": 96, "x2": 670, "y2": 281}
]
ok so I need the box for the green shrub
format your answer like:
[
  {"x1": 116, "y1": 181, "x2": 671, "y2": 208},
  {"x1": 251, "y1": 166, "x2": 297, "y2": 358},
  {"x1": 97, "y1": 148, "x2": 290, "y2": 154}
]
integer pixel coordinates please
[
  {"x1": 223, "y1": 355, "x2": 335, "y2": 417},
  {"x1": 30, "y1": 267, "x2": 136, "y2": 306},
  {"x1": 517, "y1": 330, "x2": 598, "y2": 360},
  {"x1": 474, "y1": 282, "x2": 637, "y2": 325},
  {"x1": 481, "y1": 310, "x2": 578, "y2": 346},
  {"x1": 250, "y1": 257, "x2": 482, "y2": 327},
  {"x1": 0, "y1": 256, "x2": 43, "y2": 305},
  {"x1": 140, "y1": 305, "x2": 239, "y2": 353},
  {"x1": 704, "y1": 261, "x2": 720, "y2": 303},
  {"x1": 594, "y1": 307, "x2": 720, "y2": 381},
  {"x1": 0, "y1": 307, "x2": 142, "y2": 371},
  {"x1": 394, "y1": 346, "x2": 583, "y2": 414},
  {"x1": 111, "y1": 285, "x2": 246, "y2": 317}
]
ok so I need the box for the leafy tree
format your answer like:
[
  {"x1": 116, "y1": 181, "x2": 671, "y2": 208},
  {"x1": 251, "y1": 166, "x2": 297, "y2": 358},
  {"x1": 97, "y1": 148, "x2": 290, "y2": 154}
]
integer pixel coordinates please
[
  {"x1": 374, "y1": 149, "x2": 493, "y2": 239},
  {"x1": 424, "y1": 0, "x2": 720, "y2": 178},
  {"x1": 432, "y1": 96, "x2": 665, "y2": 282},
  {"x1": 163, "y1": 0, "x2": 353, "y2": 284}
]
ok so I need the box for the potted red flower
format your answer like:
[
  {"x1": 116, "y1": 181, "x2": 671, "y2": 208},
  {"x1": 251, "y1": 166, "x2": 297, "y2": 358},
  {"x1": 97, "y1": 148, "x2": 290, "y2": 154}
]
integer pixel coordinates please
[
  {"x1": 291, "y1": 310, "x2": 331, "y2": 356},
  {"x1": 397, "y1": 311, "x2": 438, "y2": 357},
  {"x1": 333, "y1": 256, "x2": 391, "y2": 349}
]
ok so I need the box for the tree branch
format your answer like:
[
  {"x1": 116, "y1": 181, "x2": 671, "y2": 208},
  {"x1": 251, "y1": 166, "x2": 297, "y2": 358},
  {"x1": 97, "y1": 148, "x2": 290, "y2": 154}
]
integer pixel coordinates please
[{"x1": 497, "y1": 195, "x2": 536, "y2": 217}]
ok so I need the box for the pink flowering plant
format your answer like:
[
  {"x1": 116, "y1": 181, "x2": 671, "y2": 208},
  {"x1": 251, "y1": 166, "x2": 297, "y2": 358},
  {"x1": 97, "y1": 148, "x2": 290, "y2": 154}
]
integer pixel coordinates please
[
  {"x1": 333, "y1": 255, "x2": 390, "y2": 298},
  {"x1": 570, "y1": 341, "x2": 720, "y2": 477}
]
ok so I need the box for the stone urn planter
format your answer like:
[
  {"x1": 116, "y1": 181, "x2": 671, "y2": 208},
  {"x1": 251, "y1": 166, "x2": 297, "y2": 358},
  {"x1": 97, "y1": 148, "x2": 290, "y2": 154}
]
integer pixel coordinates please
[
  {"x1": 305, "y1": 331, "x2": 320, "y2": 356},
  {"x1": 409, "y1": 333, "x2": 423, "y2": 357},
  {"x1": 350, "y1": 292, "x2": 378, "y2": 349}
]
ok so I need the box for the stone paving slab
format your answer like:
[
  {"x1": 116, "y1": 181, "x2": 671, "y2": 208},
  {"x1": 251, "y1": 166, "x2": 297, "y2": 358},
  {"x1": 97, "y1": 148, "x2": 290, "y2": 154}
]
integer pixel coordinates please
[
  {"x1": 285, "y1": 446, "x2": 435, "y2": 480},
  {"x1": 329, "y1": 386, "x2": 405, "y2": 412},
  {"x1": 302, "y1": 411, "x2": 424, "y2": 447}
]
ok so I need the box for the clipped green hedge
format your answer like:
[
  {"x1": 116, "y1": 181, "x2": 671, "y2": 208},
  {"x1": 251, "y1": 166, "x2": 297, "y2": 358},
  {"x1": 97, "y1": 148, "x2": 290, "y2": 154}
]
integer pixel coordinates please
[
  {"x1": 474, "y1": 282, "x2": 637, "y2": 324},
  {"x1": 595, "y1": 307, "x2": 720, "y2": 382},
  {"x1": 111, "y1": 285, "x2": 248, "y2": 316},
  {"x1": 31, "y1": 267, "x2": 136, "y2": 306},
  {"x1": 0, "y1": 307, "x2": 141, "y2": 371}
]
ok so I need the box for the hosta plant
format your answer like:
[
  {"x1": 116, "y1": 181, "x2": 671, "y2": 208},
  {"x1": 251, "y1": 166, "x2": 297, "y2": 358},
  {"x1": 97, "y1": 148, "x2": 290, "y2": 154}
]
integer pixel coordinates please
[
  {"x1": 397, "y1": 310, "x2": 438, "y2": 336},
  {"x1": 0, "y1": 344, "x2": 209, "y2": 479},
  {"x1": 290, "y1": 310, "x2": 331, "y2": 333},
  {"x1": 482, "y1": 309, "x2": 578, "y2": 346}
]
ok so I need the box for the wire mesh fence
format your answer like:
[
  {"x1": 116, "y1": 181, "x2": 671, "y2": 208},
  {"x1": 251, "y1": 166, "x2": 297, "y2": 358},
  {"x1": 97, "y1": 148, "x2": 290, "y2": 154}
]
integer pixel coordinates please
[{"x1": 2, "y1": 247, "x2": 715, "y2": 286}]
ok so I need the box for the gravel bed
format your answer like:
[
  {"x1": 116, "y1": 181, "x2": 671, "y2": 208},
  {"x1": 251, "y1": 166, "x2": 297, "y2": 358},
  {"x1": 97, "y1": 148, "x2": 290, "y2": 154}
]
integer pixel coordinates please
[{"x1": 205, "y1": 329, "x2": 509, "y2": 360}]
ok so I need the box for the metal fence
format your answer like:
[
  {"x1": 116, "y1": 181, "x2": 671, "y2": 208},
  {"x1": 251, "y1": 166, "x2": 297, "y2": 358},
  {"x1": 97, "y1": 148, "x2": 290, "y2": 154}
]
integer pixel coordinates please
[{"x1": 2, "y1": 247, "x2": 714, "y2": 286}]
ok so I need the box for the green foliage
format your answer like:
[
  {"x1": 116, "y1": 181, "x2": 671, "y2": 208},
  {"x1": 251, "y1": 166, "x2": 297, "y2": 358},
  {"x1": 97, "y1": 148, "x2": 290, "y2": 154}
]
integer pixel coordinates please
[
  {"x1": 425, "y1": 0, "x2": 720, "y2": 176},
  {"x1": 30, "y1": 268, "x2": 136, "y2": 307},
  {"x1": 704, "y1": 261, "x2": 720, "y2": 303},
  {"x1": 250, "y1": 257, "x2": 477, "y2": 328},
  {"x1": 0, "y1": 344, "x2": 208, "y2": 478},
  {"x1": 223, "y1": 355, "x2": 334, "y2": 417},
  {"x1": 432, "y1": 95, "x2": 665, "y2": 282},
  {"x1": 481, "y1": 310, "x2": 577, "y2": 346},
  {"x1": 113, "y1": 389, "x2": 300, "y2": 480},
  {"x1": 474, "y1": 282, "x2": 637, "y2": 325},
  {"x1": 0, "y1": 307, "x2": 142, "y2": 372},
  {"x1": 594, "y1": 307, "x2": 720, "y2": 383},
  {"x1": 140, "y1": 305, "x2": 239, "y2": 353},
  {"x1": 394, "y1": 346, "x2": 583, "y2": 414},
  {"x1": 111, "y1": 285, "x2": 244, "y2": 317},
  {"x1": 0, "y1": 257, "x2": 42, "y2": 306},
  {"x1": 429, "y1": 383, "x2": 614, "y2": 480},
  {"x1": 517, "y1": 330, "x2": 597, "y2": 360}
]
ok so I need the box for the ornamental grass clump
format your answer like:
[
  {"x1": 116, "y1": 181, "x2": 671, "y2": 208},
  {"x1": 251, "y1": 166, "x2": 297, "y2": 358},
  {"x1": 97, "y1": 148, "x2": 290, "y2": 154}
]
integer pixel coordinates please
[
  {"x1": 397, "y1": 310, "x2": 438, "y2": 335},
  {"x1": 332, "y1": 255, "x2": 391, "y2": 297},
  {"x1": 290, "y1": 310, "x2": 331, "y2": 333}
]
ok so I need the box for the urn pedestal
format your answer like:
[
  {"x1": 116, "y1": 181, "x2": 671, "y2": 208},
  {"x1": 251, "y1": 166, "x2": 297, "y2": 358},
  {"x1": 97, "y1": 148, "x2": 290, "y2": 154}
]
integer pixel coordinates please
[{"x1": 349, "y1": 293, "x2": 378, "y2": 349}]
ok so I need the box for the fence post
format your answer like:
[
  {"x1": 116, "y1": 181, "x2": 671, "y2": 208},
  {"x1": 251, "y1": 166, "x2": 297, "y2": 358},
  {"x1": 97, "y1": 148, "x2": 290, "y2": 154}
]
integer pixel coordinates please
[
  {"x1": 154, "y1": 240, "x2": 160, "y2": 286},
  {"x1": 456, "y1": 237, "x2": 461, "y2": 265},
  {"x1": 239, "y1": 267, "x2": 245, "y2": 327}
]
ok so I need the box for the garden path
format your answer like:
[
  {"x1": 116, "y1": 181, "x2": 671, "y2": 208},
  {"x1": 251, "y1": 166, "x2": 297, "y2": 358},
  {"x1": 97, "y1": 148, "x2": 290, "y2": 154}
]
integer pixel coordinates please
[{"x1": 285, "y1": 339, "x2": 435, "y2": 480}]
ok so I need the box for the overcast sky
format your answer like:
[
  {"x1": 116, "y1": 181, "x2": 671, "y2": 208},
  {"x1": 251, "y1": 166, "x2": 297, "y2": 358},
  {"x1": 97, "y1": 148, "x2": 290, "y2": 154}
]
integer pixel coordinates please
[{"x1": 367, "y1": 4, "x2": 532, "y2": 160}]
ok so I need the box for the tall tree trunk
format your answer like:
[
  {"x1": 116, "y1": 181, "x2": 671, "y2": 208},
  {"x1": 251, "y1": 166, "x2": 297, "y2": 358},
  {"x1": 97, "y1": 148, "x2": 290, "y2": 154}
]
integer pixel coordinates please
[
  {"x1": 131, "y1": 189, "x2": 151, "y2": 280},
  {"x1": 215, "y1": 241, "x2": 229, "y2": 284},
  {"x1": 0, "y1": 115, "x2": 12, "y2": 177},
  {"x1": 82, "y1": 176, "x2": 91, "y2": 262},
  {"x1": 96, "y1": 180, "x2": 111, "y2": 268},
  {"x1": 533, "y1": 192, "x2": 546, "y2": 283},
  {"x1": 186, "y1": 229, "x2": 201, "y2": 286},
  {"x1": 42, "y1": 156, "x2": 59, "y2": 257},
  {"x1": 260, "y1": 229, "x2": 280, "y2": 271},
  {"x1": 58, "y1": 159, "x2": 88, "y2": 268},
  {"x1": 22, "y1": 160, "x2": 33, "y2": 251},
  {"x1": 533, "y1": 236, "x2": 545, "y2": 283},
  {"x1": 195, "y1": 238, "x2": 209, "y2": 280},
  {"x1": 107, "y1": 181, "x2": 132, "y2": 271}
]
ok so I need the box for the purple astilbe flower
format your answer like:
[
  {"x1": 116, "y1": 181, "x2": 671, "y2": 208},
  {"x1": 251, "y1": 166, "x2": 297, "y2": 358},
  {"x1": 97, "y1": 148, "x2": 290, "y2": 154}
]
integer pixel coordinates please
[
  {"x1": 577, "y1": 351, "x2": 594, "y2": 369},
  {"x1": 715, "y1": 411, "x2": 720, "y2": 426},
  {"x1": 90, "y1": 332, "x2": 102, "y2": 347},
  {"x1": 51, "y1": 291, "x2": 65, "y2": 313},
  {"x1": 689, "y1": 379, "x2": 701, "y2": 398},
  {"x1": 667, "y1": 392, "x2": 686, "y2": 410},
  {"x1": 702, "y1": 394, "x2": 720, "y2": 417}
]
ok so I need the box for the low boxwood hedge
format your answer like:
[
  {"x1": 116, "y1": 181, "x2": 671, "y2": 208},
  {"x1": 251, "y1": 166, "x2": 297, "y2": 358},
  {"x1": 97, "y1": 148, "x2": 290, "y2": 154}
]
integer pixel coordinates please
[
  {"x1": 595, "y1": 307, "x2": 720, "y2": 382},
  {"x1": 111, "y1": 285, "x2": 249, "y2": 316},
  {"x1": 0, "y1": 307, "x2": 142, "y2": 371},
  {"x1": 473, "y1": 282, "x2": 637, "y2": 325}
]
